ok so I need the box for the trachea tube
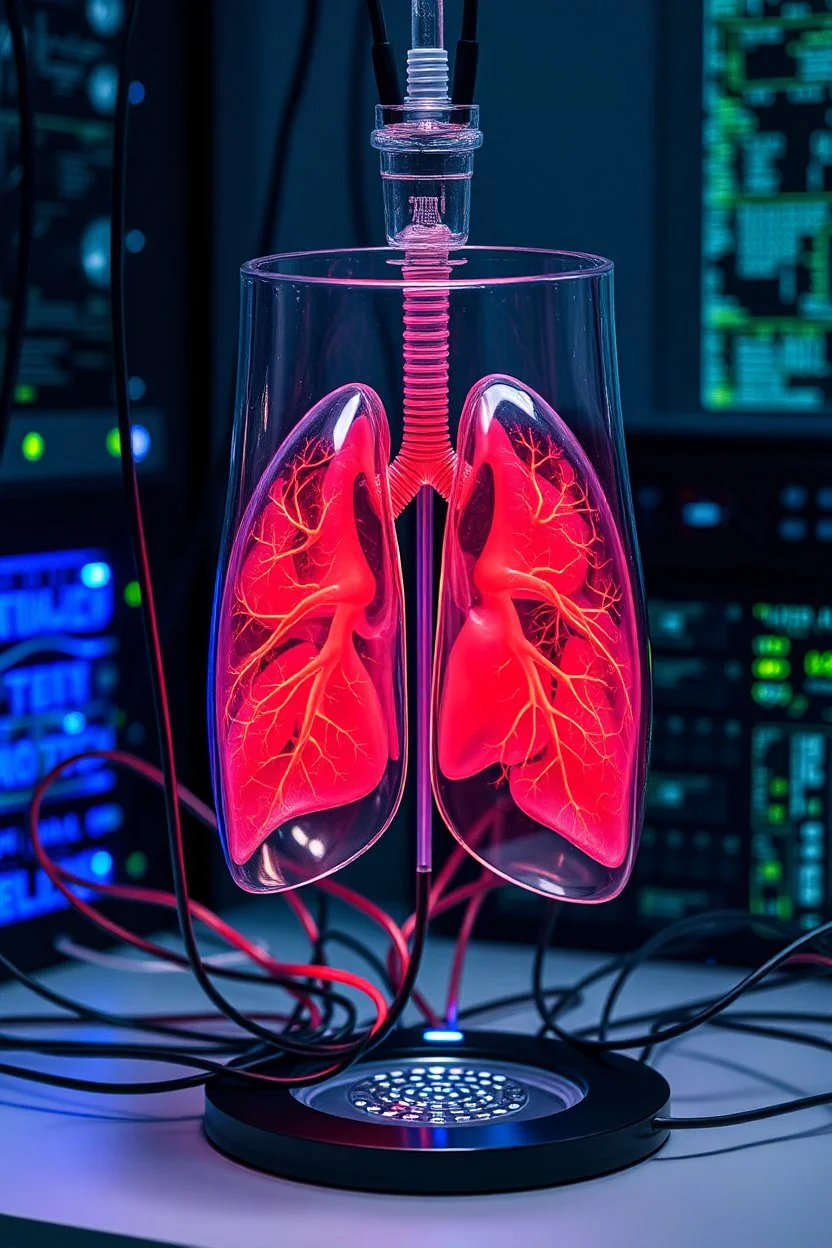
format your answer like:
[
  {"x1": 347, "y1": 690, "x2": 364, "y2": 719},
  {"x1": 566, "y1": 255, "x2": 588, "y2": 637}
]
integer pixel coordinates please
[{"x1": 389, "y1": 253, "x2": 454, "y2": 515}]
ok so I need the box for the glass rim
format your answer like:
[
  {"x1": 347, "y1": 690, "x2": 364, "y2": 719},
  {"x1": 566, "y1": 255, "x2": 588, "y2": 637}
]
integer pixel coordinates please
[{"x1": 240, "y1": 245, "x2": 614, "y2": 289}]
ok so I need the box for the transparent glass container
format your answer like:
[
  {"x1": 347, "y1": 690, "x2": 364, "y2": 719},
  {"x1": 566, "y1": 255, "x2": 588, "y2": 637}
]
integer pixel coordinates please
[{"x1": 209, "y1": 248, "x2": 650, "y2": 900}]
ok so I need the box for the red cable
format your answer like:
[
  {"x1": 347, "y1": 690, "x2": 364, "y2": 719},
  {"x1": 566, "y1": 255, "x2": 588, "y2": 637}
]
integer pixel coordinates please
[
  {"x1": 444, "y1": 876, "x2": 490, "y2": 1028},
  {"x1": 27, "y1": 751, "x2": 391, "y2": 1032},
  {"x1": 318, "y1": 878, "x2": 410, "y2": 983}
]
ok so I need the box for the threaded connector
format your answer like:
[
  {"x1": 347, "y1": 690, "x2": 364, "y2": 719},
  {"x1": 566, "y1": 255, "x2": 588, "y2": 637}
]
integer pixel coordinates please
[{"x1": 405, "y1": 47, "x2": 449, "y2": 101}]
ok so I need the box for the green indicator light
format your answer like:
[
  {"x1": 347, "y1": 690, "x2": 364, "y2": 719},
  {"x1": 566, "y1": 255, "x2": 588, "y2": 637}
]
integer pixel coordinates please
[
  {"x1": 14, "y1": 383, "x2": 35, "y2": 403},
  {"x1": 752, "y1": 603, "x2": 769, "y2": 622},
  {"x1": 808, "y1": 797, "x2": 824, "y2": 818},
  {"x1": 752, "y1": 657, "x2": 790, "y2": 680},
  {"x1": 125, "y1": 851, "x2": 148, "y2": 880},
  {"x1": 106, "y1": 427, "x2": 122, "y2": 458},
  {"x1": 805, "y1": 650, "x2": 832, "y2": 679},
  {"x1": 124, "y1": 580, "x2": 141, "y2": 607},
  {"x1": 768, "y1": 805, "x2": 786, "y2": 825},
  {"x1": 770, "y1": 778, "x2": 789, "y2": 798},
  {"x1": 760, "y1": 860, "x2": 782, "y2": 883},
  {"x1": 706, "y1": 385, "x2": 735, "y2": 408},
  {"x1": 777, "y1": 896, "x2": 793, "y2": 922},
  {"x1": 21, "y1": 431, "x2": 44, "y2": 462},
  {"x1": 753, "y1": 635, "x2": 791, "y2": 657}
]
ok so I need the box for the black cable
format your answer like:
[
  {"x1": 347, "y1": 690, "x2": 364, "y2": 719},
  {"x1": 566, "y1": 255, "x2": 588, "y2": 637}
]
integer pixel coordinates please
[
  {"x1": 0, "y1": 872, "x2": 431, "y2": 1096},
  {"x1": 148, "y1": 1, "x2": 326, "y2": 657},
  {"x1": 365, "y1": 0, "x2": 401, "y2": 104},
  {"x1": 452, "y1": 0, "x2": 479, "y2": 104},
  {"x1": 0, "y1": 0, "x2": 34, "y2": 461},
  {"x1": 365, "y1": 0, "x2": 387, "y2": 44},
  {"x1": 461, "y1": 0, "x2": 479, "y2": 41},
  {"x1": 321, "y1": 929, "x2": 396, "y2": 994},
  {"x1": 349, "y1": 2, "x2": 376, "y2": 247},
  {"x1": 655, "y1": 1090, "x2": 832, "y2": 1131},
  {"x1": 595, "y1": 910, "x2": 806, "y2": 1044},
  {"x1": 538, "y1": 912, "x2": 832, "y2": 1055},
  {"x1": 110, "y1": 1, "x2": 384, "y2": 1070},
  {"x1": 257, "y1": 1, "x2": 322, "y2": 257},
  {"x1": 0, "y1": 948, "x2": 357, "y2": 1048},
  {"x1": 654, "y1": 1035, "x2": 832, "y2": 1130}
]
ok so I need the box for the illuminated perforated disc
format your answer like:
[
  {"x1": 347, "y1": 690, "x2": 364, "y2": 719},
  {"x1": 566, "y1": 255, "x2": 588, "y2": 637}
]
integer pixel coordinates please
[
  {"x1": 348, "y1": 1065, "x2": 530, "y2": 1126},
  {"x1": 205, "y1": 1028, "x2": 671, "y2": 1192}
]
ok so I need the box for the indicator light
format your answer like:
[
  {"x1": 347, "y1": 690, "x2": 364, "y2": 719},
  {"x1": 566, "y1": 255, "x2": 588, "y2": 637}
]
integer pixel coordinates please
[
  {"x1": 21, "y1": 431, "x2": 44, "y2": 462},
  {"x1": 131, "y1": 424, "x2": 151, "y2": 461},
  {"x1": 124, "y1": 580, "x2": 141, "y2": 607},
  {"x1": 752, "y1": 657, "x2": 790, "y2": 680},
  {"x1": 80, "y1": 560, "x2": 112, "y2": 589},
  {"x1": 423, "y1": 1029, "x2": 464, "y2": 1043},
  {"x1": 753, "y1": 634, "x2": 790, "y2": 657},
  {"x1": 90, "y1": 850, "x2": 113, "y2": 878},
  {"x1": 106, "y1": 427, "x2": 121, "y2": 457},
  {"x1": 125, "y1": 850, "x2": 148, "y2": 880}
]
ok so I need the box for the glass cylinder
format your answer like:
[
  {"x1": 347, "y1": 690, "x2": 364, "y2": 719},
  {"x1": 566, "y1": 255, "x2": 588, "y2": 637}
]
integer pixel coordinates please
[{"x1": 209, "y1": 248, "x2": 650, "y2": 901}]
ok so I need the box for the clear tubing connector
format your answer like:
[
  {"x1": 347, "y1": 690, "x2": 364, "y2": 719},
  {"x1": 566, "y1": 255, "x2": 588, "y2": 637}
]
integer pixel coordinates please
[{"x1": 371, "y1": 103, "x2": 482, "y2": 249}]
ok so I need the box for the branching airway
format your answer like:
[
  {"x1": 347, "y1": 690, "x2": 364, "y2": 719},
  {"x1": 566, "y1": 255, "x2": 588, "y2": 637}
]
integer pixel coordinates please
[
  {"x1": 216, "y1": 388, "x2": 404, "y2": 871},
  {"x1": 435, "y1": 382, "x2": 640, "y2": 872}
]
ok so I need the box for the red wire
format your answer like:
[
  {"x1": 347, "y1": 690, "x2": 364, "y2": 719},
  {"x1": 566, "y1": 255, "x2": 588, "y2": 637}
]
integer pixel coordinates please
[
  {"x1": 786, "y1": 953, "x2": 832, "y2": 969},
  {"x1": 27, "y1": 751, "x2": 391, "y2": 1031},
  {"x1": 444, "y1": 876, "x2": 490, "y2": 1028},
  {"x1": 318, "y1": 878, "x2": 410, "y2": 983}
]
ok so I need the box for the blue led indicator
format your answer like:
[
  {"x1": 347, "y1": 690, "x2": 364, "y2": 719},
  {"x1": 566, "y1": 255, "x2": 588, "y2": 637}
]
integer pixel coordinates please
[
  {"x1": 125, "y1": 229, "x2": 145, "y2": 254},
  {"x1": 681, "y1": 500, "x2": 723, "y2": 529},
  {"x1": 423, "y1": 1028, "x2": 464, "y2": 1043},
  {"x1": 62, "y1": 711, "x2": 87, "y2": 736},
  {"x1": 131, "y1": 425, "x2": 151, "y2": 462},
  {"x1": 80, "y1": 561, "x2": 112, "y2": 589},
  {"x1": 128, "y1": 80, "x2": 145, "y2": 105},
  {"x1": 89, "y1": 850, "x2": 113, "y2": 878}
]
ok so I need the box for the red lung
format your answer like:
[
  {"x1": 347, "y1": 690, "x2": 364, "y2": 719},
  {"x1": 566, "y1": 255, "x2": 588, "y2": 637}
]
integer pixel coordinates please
[
  {"x1": 434, "y1": 377, "x2": 641, "y2": 871},
  {"x1": 215, "y1": 385, "x2": 405, "y2": 870}
]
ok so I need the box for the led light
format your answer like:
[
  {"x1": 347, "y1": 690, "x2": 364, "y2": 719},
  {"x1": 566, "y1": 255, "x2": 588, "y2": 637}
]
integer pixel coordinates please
[
  {"x1": 80, "y1": 560, "x2": 112, "y2": 589},
  {"x1": 131, "y1": 424, "x2": 151, "y2": 461},
  {"x1": 14, "y1": 383, "x2": 35, "y2": 403},
  {"x1": 128, "y1": 376, "x2": 146, "y2": 401},
  {"x1": 62, "y1": 711, "x2": 87, "y2": 735},
  {"x1": 124, "y1": 580, "x2": 141, "y2": 607},
  {"x1": 126, "y1": 850, "x2": 148, "y2": 879},
  {"x1": 681, "y1": 499, "x2": 723, "y2": 528},
  {"x1": 125, "y1": 229, "x2": 146, "y2": 254},
  {"x1": 752, "y1": 657, "x2": 790, "y2": 680},
  {"x1": 423, "y1": 1028, "x2": 464, "y2": 1043},
  {"x1": 90, "y1": 850, "x2": 113, "y2": 878},
  {"x1": 21, "y1": 431, "x2": 44, "y2": 462},
  {"x1": 106, "y1": 427, "x2": 121, "y2": 457},
  {"x1": 128, "y1": 80, "x2": 145, "y2": 104}
]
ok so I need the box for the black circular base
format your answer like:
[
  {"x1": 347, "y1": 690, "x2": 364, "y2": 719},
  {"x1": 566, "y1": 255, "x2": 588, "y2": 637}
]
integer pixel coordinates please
[{"x1": 204, "y1": 1029, "x2": 670, "y2": 1194}]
